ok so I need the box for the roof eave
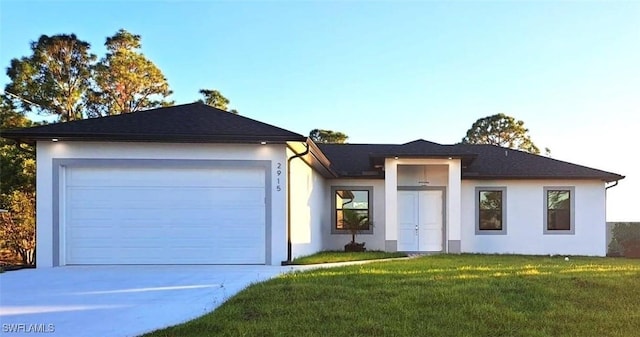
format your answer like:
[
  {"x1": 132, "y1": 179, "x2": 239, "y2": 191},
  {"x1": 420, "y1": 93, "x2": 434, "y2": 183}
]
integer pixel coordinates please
[
  {"x1": 0, "y1": 132, "x2": 307, "y2": 145},
  {"x1": 462, "y1": 174, "x2": 625, "y2": 183},
  {"x1": 370, "y1": 153, "x2": 476, "y2": 159}
]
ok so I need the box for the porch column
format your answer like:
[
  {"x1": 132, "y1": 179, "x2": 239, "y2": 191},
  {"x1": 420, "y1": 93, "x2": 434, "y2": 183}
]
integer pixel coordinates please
[
  {"x1": 447, "y1": 159, "x2": 462, "y2": 253},
  {"x1": 384, "y1": 158, "x2": 398, "y2": 251}
]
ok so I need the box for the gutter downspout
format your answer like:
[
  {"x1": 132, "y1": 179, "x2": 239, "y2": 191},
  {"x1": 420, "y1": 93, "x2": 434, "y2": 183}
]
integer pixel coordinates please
[
  {"x1": 281, "y1": 142, "x2": 309, "y2": 266},
  {"x1": 606, "y1": 180, "x2": 619, "y2": 190}
]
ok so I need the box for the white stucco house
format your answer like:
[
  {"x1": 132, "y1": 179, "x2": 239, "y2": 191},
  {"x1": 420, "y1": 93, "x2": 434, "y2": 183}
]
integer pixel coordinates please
[{"x1": 1, "y1": 103, "x2": 624, "y2": 267}]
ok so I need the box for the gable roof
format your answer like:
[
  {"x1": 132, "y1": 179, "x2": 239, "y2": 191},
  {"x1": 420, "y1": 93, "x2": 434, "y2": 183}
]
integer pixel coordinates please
[
  {"x1": 0, "y1": 105, "x2": 624, "y2": 182},
  {"x1": 317, "y1": 139, "x2": 476, "y2": 178},
  {"x1": 319, "y1": 140, "x2": 624, "y2": 182},
  {"x1": 452, "y1": 144, "x2": 623, "y2": 182},
  {"x1": 0, "y1": 103, "x2": 306, "y2": 144}
]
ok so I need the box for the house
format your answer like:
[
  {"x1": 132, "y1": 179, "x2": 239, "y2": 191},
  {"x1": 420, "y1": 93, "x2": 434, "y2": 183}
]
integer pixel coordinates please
[{"x1": 1, "y1": 103, "x2": 624, "y2": 267}]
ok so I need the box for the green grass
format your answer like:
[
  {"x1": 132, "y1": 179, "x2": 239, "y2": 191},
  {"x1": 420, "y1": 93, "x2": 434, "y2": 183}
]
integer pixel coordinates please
[
  {"x1": 290, "y1": 250, "x2": 408, "y2": 265},
  {"x1": 146, "y1": 255, "x2": 640, "y2": 337}
]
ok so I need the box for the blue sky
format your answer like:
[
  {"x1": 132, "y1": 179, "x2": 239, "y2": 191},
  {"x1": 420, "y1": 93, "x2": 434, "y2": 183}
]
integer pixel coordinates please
[{"x1": 1, "y1": 1, "x2": 638, "y2": 220}]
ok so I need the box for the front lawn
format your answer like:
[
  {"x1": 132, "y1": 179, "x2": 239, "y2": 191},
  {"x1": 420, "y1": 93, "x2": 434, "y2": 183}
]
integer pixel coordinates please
[
  {"x1": 146, "y1": 255, "x2": 640, "y2": 337},
  {"x1": 290, "y1": 250, "x2": 408, "y2": 265}
]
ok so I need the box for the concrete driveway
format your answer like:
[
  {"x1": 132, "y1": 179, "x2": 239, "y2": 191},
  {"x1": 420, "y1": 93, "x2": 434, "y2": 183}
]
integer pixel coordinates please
[{"x1": 0, "y1": 265, "x2": 296, "y2": 337}]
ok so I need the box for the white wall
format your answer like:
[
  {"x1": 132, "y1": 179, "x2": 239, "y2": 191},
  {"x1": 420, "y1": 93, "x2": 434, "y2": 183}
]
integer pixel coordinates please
[
  {"x1": 397, "y1": 165, "x2": 448, "y2": 186},
  {"x1": 288, "y1": 149, "x2": 328, "y2": 258},
  {"x1": 36, "y1": 141, "x2": 288, "y2": 267},
  {"x1": 323, "y1": 179, "x2": 386, "y2": 251},
  {"x1": 461, "y1": 179, "x2": 607, "y2": 256}
]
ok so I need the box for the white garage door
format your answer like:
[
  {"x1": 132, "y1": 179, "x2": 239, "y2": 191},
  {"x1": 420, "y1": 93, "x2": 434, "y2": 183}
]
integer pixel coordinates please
[{"x1": 63, "y1": 165, "x2": 266, "y2": 265}]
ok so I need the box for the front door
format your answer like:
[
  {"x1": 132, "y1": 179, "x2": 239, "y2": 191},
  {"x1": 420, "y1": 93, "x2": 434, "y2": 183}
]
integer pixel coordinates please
[{"x1": 397, "y1": 190, "x2": 444, "y2": 252}]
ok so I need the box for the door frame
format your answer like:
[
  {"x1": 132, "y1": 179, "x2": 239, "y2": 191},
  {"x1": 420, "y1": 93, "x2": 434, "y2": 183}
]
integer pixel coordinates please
[{"x1": 397, "y1": 186, "x2": 447, "y2": 253}]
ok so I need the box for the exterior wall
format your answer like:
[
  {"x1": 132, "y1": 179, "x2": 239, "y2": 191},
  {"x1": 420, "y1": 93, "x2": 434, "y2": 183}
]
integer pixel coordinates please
[
  {"x1": 36, "y1": 141, "x2": 288, "y2": 267},
  {"x1": 323, "y1": 179, "x2": 386, "y2": 251},
  {"x1": 397, "y1": 165, "x2": 448, "y2": 186},
  {"x1": 288, "y1": 149, "x2": 328, "y2": 259},
  {"x1": 461, "y1": 179, "x2": 607, "y2": 256}
]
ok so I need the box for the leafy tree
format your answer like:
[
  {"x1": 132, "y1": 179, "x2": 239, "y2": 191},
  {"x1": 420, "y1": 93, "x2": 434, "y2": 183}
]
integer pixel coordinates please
[
  {"x1": 199, "y1": 89, "x2": 228, "y2": 109},
  {"x1": 340, "y1": 209, "x2": 371, "y2": 246},
  {"x1": 197, "y1": 89, "x2": 239, "y2": 113},
  {"x1": 0, "y1": 98, "x2": 35, "y2": 210},
  {"x1": 0, "y1": 191, "x2": 36, "y2": 265},
  {"x1": 0, "y1": 98, "x2": 36, "y2": 265},
  {"x1": 5, "y1": 34, "x2": 95, "y2": 121},
  {"x1": 461, "y1": 113, "x2": 540, "y2": 154},
  {"x1": 309, "y1": 129, "x2": 349, "y2": 144},
  {"x1": 87, "y1": 29, "x2": 172, "y2": 117}
]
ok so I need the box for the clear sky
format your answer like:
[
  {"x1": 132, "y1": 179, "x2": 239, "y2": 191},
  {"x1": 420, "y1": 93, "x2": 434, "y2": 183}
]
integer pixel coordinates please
[{"x1": 1, "y1": 1, "x2": 638, "y2": 221}]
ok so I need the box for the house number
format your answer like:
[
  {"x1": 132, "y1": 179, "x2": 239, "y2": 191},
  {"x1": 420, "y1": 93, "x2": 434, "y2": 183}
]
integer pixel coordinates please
[{"x1": 276, "y1": 162, "x2": 282, "y2": 191}]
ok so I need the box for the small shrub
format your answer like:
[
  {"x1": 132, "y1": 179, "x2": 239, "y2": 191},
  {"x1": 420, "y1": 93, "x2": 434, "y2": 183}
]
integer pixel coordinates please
[
  {"x1": 611, "y1": 222, "x2": 640, "y2": 258},
  {"x1": 607, "y1": 238, "x2": 623, "y2": 257}
]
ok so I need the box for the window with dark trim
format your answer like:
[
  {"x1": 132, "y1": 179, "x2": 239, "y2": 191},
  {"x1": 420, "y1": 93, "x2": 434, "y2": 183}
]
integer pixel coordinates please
[
  {"x1": 543, "y1": 186, "x2": 575, "y2": 234},
  {"x1": 475, "y1": 187, "x2": 507, "y2": 235},
  {"x1": 333, "y1": 188, "x2": 372, "y2": 232},
  {"x1": 546, "y1": 190, "x2": 571, "y2": 230},
  {"x1": 479, "y1": 190, "x2": 503, "y2": 230}
]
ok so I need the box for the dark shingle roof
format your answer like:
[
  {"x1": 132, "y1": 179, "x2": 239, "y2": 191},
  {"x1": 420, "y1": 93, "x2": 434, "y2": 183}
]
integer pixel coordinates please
[
  {"x1": 318, "y1": 140, "x2": 476, "y2": 178},
  {"x1": 453, "y1": 144, "x2": 624, "y2": 182},
  {"x1": 0, "y1": 103, "x2": 306, "y2": 144},
  {"x1": 319, "y1": 140, "x2": 624, "y2": 182},
  {"x1": 316, "y1": 143, "x2": 397, "y2": 177},
  {"x1": 0, "y1": 106, "x2": 624, "y2": 182}
]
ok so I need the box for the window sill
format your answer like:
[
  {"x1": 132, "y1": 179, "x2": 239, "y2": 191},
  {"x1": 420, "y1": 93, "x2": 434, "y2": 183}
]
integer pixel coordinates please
[
  {"x1": 475, "y1": 230, "x2": 507, "y2": 235},
  {"x1": 543, "y1": 229, "x2": 575, "y2": 235},
  {"x1": 331, "y1": 229, "x2": 374, "y2": 235}
]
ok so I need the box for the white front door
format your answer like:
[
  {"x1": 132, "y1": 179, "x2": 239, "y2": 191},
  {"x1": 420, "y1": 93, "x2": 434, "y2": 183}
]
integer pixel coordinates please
[{"x1": 397, "y1": 190, "x2": 444, "y2": 252}]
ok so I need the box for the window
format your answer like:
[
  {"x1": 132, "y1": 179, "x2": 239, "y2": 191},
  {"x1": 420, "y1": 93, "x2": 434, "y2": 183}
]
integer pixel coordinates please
[
  {"x1": 544, "y1": 187, "x2": 575, "y2": 234},
  {"x1": 475, "y1": 187, "x2": 507, "y2": 234},
  {"x1": 331, "y1": 187, "x2": 373, "y2": 233}
]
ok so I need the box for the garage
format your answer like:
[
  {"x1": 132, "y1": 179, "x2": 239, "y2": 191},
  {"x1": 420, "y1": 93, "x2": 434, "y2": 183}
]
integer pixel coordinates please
[
  {"x1": 62, "y1": 164, "x2": 267, "y2": 265},
  {"x1": 1, "y1": 103, "x2": 308, "y2": 267}
]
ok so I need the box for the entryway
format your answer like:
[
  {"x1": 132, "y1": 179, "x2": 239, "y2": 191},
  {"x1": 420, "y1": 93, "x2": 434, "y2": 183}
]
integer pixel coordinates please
[{"x1": 397, "y1": 189, "x2": 445, "y2": 252}]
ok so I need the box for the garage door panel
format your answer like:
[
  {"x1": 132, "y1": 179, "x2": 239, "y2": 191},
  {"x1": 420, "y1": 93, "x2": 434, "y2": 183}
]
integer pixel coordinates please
[
  {"x1": 64, "y1": 165, "x2": 267, "y2": 265},
  {"x1": 69, "y1": 247, "x2": 264, "y2": 264},
  {"x1": 68, "y1": 211, "x2": 265, "y2": 226},
  {"x1": 67, "y1": 187, "x2": 265, "y2": 210},
  {"x1": 68, "y1": 167, "x2": 265, "y2": 188}
]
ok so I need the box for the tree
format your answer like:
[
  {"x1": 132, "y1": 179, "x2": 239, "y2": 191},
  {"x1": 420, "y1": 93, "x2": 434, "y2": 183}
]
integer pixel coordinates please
[
  {"x1": 0, "y1": 98, "x2": 35, "y2": 210},
  {"x1": 199, "y1": 89, "x2": 227, "y2": 110},
  {"x1": 309, "y1": 129, "x2": 349, "y2": 144},
  {"x1": 0, "y1": 98, "x2": 36, "y2": 265},
  {"x1": 197, "y1": 89, "x2": 239, "y2": 113},
  {"x1": 340, "y1": 209, "x2": 371, "y2": 252},
  {"x1": 87, "y1": 29, "x2": 172, "y2": 117},
  {"x1": 5, "y1": 34, "x2": 95, "y2": 121},
  {"x1": 461, "y1": 113, "x2": 540, "y2": 154},
  {"x1": 0, "y1": 191, "x2": 36, "y2": 265}
]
